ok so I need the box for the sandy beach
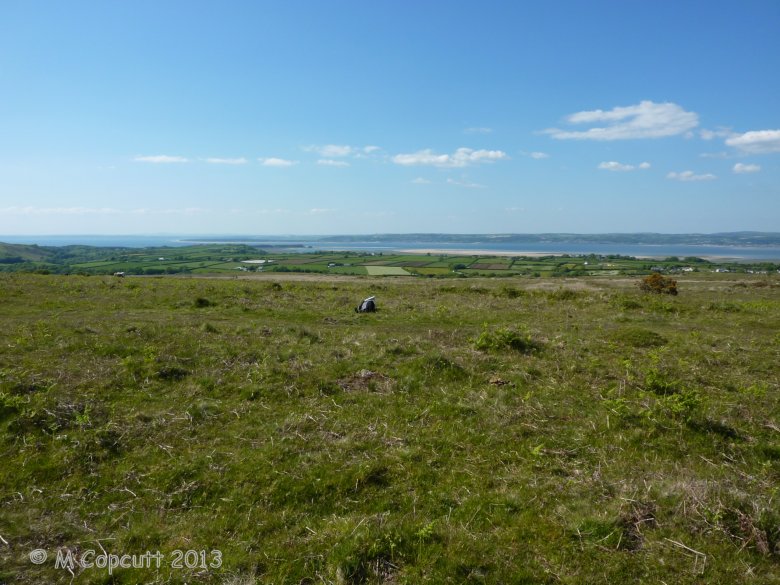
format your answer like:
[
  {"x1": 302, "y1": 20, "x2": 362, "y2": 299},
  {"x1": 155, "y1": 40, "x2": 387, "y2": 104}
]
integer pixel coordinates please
[
  {"x1": 397, "y1": 248, "x2": 565, "y2": 257},
  {"x1": 397, "y1": 248, "x2": 745, "y2": 261}
]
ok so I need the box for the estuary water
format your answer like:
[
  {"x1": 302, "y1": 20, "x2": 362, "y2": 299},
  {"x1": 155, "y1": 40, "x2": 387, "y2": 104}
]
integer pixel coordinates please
[{"x1": 3, "y1": 235, "x2": 780, "y2": 260}]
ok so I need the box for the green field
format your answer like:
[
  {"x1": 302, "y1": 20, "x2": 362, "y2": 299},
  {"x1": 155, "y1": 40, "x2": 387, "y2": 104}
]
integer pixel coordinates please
[
  {"x1": 2, "y1": 241, "x2": 779, "y2": 280},
  {"x1": 1, "y1": 272, "x2": 779, "y2": 583},
  {"x1": 365, "y1": 266, "x2": 411, "y2": 276}
]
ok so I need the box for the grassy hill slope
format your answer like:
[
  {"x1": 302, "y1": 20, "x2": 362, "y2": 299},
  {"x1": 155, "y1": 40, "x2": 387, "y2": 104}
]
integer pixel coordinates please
[
  {"x1": 0, "y1": 243, "x2": 58, "y2": 263},
  {"x1": 1, "y1": 273, "x2": 779, "y2": 583}
]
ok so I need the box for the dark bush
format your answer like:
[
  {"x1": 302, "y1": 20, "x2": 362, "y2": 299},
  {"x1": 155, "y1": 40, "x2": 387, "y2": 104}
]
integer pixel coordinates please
[{"x1": 638, "y1": 273, "x2": 678, "y2": 295}]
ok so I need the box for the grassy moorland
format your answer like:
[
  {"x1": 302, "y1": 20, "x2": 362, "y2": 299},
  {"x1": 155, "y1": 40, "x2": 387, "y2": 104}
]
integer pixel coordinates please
[{"x1": 1, "y1": 272, "x2": 779, "y2": 584}]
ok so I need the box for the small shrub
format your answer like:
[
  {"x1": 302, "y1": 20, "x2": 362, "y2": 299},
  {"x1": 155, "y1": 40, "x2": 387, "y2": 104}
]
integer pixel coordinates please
[
  {"x1": 156, "y1": 365, "x2": 189, "y2": 381},
  {"x1": 706, "y1": 301, "x2": 742, "y2": 312},
  {"x1": 612, "y1": 295, "x2": 643, "y2": 310},
  {"x1": 194, "y1": 297, "x2": 214, "y2": 308},
  {"x1": 658, "y1": 388, "x2": 702, "y2": 421},
  {"x1": 473, "y1": 326, "x2": 541, "y2": 354},
  {"x1": 548, "y1": 288, "x2": 579, "y2": 301},
  {"x1": 613, "y1": 328, "x2": 667, "y2": 348},
  {"x1": 644, "y1": 369, "x2": 680, "y2": 396},
  {"x1": 638, "y1": 273, "x2": 678, "y2": 295},
  {"x1": 496, "y1": 286, "x2": 525, "y2": 299}
]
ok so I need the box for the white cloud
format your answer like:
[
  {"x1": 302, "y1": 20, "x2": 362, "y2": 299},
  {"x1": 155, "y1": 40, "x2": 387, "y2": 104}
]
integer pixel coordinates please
[
  {"x1": 597, "y1": 161, "x2": 651, "y2": 172},
  {"x1": 464, "y1": 127, "x2": 493, "y2": 134},
  {"x1": 320, "y1": 145, "x2": 354, "y2": 157},
  {"x1": 411, "y1": 177, "x2": 431, "y2": 184},
  {"x1": 667, "y1": 171, "x2": 717, "y2": 182},
  {"x1": 308, "y1": 208, "x2": 334, "y2": 215},
  {"x1": 392, "y1": 147, "x2": 508, "y2": 168},
  {"x1": 259, "y1": 157, "x2": 298, "y2": 167},
  {"x1": 447, "y1": 178, "x2": 486, "y2": 189},
  {"x1": 733, "y1": 163, "x2": 761, "y2": 174},
  {"x1": 725, "y1": 130, "x2": 780, "y2": 154},
  {"x1": 205, "y1": 157, "x2": 247, "y2": 165},
  {"x1": 700, "y1": 128, "x2": 733, "y2": 141},
  {"x1": 544, "y1": 101, "x2": 699, "y2": 141},
  {"x1": 304, "y1": 144, "x2": 381, "y2": 158},
  {"x1": 317, "y1": 159, "x2": 350, "y2": 167},
  {"x1": 134, "y1": 155, "x2": 189, "y2": 163},
  {"x1": 529, "y1": 151, "x2": 549, "y2": 159}
]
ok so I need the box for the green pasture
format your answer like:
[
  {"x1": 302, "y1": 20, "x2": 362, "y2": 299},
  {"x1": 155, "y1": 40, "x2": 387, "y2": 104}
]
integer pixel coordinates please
[{"x1": 365, "y1": 266, "x2": 411, "y2": 276}]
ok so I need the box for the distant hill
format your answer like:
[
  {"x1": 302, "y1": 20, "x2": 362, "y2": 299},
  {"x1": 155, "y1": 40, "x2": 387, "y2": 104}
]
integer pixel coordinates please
[{"x1": 0, "y1": 243, "x2": 58, "y2": 263}]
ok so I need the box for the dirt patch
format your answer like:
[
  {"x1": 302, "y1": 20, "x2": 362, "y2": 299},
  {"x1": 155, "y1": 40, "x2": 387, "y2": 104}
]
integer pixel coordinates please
[
  {"x1": 618, "y1": 501, "x2": 657, "y2": 550},
  {"x1": 337, "y1": 370, "x2": 395, "y2": 393}
]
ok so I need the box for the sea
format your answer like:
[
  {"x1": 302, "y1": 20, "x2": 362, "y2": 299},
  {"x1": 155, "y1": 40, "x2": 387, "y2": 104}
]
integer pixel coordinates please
[{"x1": 3, "y1": 235, "x2": 780, "y2": 261}]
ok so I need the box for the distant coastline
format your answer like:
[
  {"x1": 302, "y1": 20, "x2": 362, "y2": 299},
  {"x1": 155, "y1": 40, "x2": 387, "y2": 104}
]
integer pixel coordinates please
[{"x1": 2, "y1": 232, "x2": 780, "y2": 260}]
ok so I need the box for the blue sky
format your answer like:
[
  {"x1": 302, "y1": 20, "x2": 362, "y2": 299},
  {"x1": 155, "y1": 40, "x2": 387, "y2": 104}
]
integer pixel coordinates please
[{"x1": 1, "y1": 0, "x2": 778, "y2": 235}]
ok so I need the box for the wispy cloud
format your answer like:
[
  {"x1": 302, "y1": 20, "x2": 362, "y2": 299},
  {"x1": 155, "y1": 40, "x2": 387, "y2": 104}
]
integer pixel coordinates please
[
  {"x1": 0, "y1": 206, "x2": 208, "y2": 215},
  {"x1": 205, "y1": 157, "x2": 247, "y2": 165},
  {"x1": 361, "y1": 210, "x2": 396, "y2": 218},
  {"x1": 1, "y1": 206, "x2": 122, "y2": 215},
  {"x1": 667, "y1": 170, "x2": 717, "y2": 182},
  {"x1": 304, "y1": 144, "x2": 380, "y2": 158},
  {"x1": 259, "y1": 157, "x2": 298, "y2": 167},
  {"x1": 314, "y1": 144, "x2": 353, "y2": 157},
  {"x1": 725, "y1": 130, "x2": 780, "y2": 154},
  {"x1": 411, "y1": 177, "x2": 431, "y2": 184},
  {"x1": 131, "y1": 207, "x2": 208, "y2": 215},
  {"x1": 317, "y1": 159, "x2": 350, "y2": 167},
  {"x1": 543, "y1": 101, "x2": 699, "y2": 141},
  {"x1": 253, "y1": 208, "x2": 291, "y2": 215},
  {"x1": 308, "y1": 208, "x2": 334, "y2": 215},
  {"x1": 699, "y1": 128, "x2": 733, "y2": 141},
  {"x1": 134, "y1": 155, "x2": 189, "y2": 163},
  {"x1": 392, "y1": 147, "x2": 508, "y2": 168},
  {"x1": 447, "y1": 177, "x2": 486, "y2": 189},
  {"x1": 733, "y1": 163, "x2": 761, "y2": 174},
  {"x1": 520, "y1": 151, "x2": 550, "y2": 159},
  {"x1": 464, "y1": 127, "x2": 493, "y2": 134},
  {"x1": 598, "y1": 161, "x2": 651, "y2": 172}
]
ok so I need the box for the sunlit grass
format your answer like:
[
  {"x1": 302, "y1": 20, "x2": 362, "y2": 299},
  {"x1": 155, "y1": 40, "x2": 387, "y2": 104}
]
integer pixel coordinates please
[{"x1": 1, "y1": 272, "x2": 778, "y2": 583}]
